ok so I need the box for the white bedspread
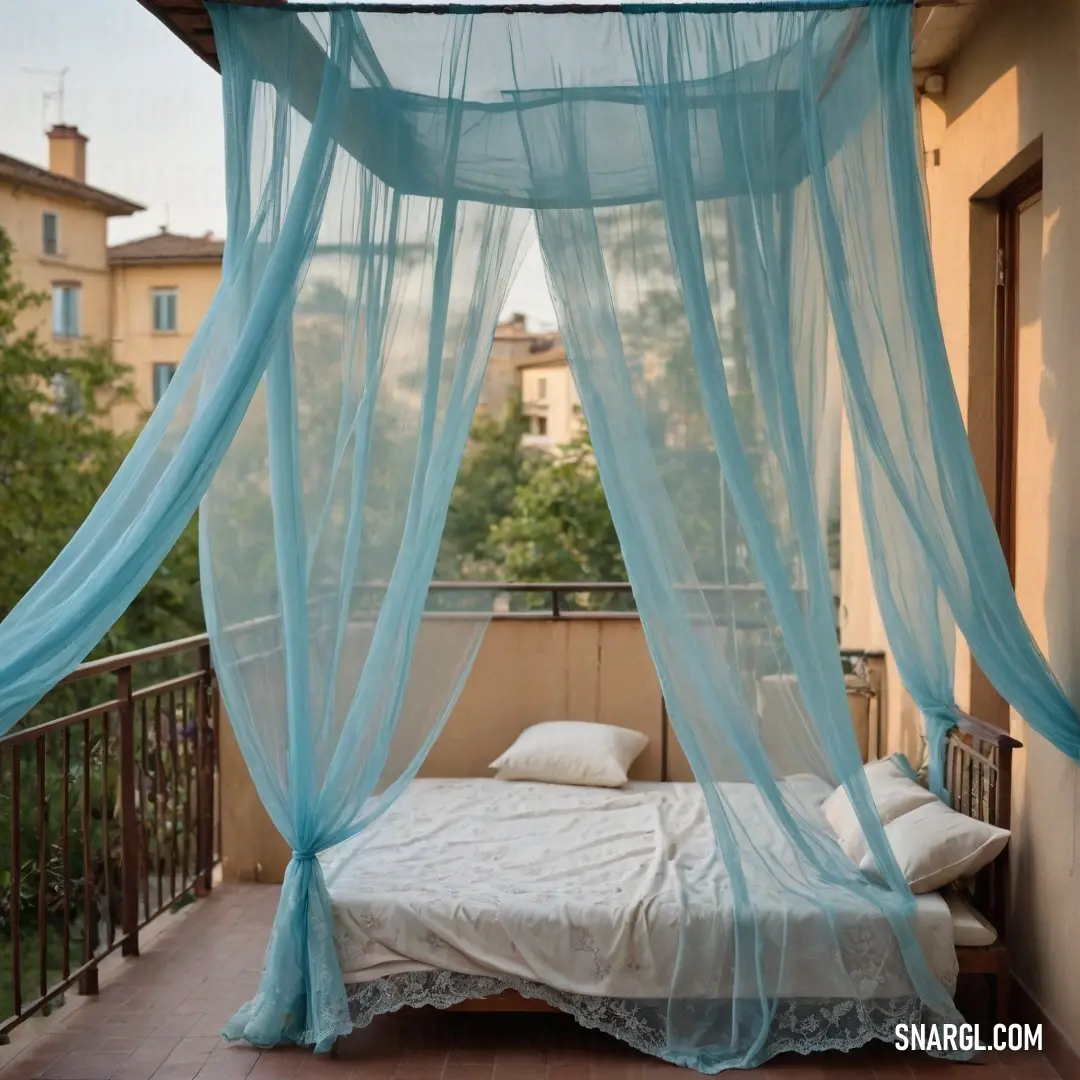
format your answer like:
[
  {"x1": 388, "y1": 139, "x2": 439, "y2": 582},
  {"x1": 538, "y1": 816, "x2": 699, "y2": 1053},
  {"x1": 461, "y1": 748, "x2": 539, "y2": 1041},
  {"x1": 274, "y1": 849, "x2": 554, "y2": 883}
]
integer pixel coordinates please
[{"x1": 320, "y1": 778, "x2": 957, "y2": 1001}]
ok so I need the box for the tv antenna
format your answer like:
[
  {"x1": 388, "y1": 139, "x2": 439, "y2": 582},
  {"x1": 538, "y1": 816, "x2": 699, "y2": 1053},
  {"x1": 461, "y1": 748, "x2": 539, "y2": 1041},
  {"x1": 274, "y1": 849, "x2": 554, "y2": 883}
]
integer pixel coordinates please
[{"x1": 22, "y1": 67, "x2": 68, "y2": 130}]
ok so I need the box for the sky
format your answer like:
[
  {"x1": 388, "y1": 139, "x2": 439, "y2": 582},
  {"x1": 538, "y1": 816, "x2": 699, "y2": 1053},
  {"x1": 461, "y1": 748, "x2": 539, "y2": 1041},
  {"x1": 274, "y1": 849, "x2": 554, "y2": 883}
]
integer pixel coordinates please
[{"x1": 0, "y1": 0, "x2": 558, "y2": 329}]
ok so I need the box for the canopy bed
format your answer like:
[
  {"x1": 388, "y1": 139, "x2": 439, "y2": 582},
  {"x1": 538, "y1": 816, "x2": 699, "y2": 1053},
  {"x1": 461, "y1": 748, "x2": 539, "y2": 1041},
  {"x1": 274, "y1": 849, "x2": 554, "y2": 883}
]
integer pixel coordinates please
[
  {"x1": 321, "y1": 709, "x2": 1019, "y2": 1062},
  {"x1": 0, "y1": 0, "x2": 1076, "y2": 1072}
]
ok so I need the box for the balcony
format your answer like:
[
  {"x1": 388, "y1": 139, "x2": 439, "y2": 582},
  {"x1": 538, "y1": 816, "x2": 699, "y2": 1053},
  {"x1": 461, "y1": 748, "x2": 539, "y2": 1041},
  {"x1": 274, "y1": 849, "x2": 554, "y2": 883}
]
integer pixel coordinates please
[
  {"x1": 520, "y1": 432, "x2": 556, "y2": 451},
  {"x1": 0, "y1": 586, "x2": 1060, "y2": 1079}
]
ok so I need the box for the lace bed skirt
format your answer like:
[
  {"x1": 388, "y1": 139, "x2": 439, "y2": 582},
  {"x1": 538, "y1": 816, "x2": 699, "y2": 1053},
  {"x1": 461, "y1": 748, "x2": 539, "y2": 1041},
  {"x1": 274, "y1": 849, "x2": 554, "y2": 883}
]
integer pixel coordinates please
[{"x1": 344, "y1": 970, "x2": 938, "y2": 1073}]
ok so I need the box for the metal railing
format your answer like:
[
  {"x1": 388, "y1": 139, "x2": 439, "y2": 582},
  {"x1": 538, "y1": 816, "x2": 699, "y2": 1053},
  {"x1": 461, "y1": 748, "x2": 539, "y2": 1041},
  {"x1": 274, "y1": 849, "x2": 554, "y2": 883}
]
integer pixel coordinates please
[
  {"x1": 0, "y1": 636, "x2": 219, "y2": 1040},
  {"x1": 435, "y1": 580, "x2": 637, "y2": 617},
  {"x1": 431, "y1": 580, "x2": 790, "y2": 622}
]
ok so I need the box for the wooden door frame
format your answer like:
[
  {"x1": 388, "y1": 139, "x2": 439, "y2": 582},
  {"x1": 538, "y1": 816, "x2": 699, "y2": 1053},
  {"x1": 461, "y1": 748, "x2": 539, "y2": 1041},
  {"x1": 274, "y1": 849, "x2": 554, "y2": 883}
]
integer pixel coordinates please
[
  {"x1": 966, "y1": 159, "x2": 1042, "y2": 728},
  {"x1": 993, "y1": 162, "x2": 1043, "y2": 581}
]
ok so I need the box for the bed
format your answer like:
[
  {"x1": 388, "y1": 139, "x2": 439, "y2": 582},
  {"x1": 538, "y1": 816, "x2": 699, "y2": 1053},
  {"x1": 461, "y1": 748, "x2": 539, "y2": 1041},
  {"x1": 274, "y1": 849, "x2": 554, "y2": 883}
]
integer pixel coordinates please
[
  {"x1": 323, "y1": 705, "x2": 1019, "y2": 1055},
  {"x1": 323, "y1": 776, "x2": 958, "y2": 993}
]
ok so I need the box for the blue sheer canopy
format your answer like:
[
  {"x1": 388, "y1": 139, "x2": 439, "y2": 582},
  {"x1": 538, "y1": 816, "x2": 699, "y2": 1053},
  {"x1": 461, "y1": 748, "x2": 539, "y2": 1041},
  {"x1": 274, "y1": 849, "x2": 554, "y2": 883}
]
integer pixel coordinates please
[{"x1": 0, "y1": 0, "x2": 1076, "y2": 1071}]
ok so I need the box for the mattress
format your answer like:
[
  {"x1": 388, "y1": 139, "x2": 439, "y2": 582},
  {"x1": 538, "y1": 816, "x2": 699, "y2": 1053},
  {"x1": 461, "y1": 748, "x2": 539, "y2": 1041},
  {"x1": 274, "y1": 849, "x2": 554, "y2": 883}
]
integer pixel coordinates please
[{"x1": 320, "y1": 778, "x2": 958, "y2": 1001}]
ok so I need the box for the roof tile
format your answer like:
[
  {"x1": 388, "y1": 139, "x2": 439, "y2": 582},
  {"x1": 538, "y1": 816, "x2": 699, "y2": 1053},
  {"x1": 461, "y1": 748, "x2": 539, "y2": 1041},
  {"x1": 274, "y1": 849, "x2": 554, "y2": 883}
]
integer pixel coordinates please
[
  {"x1": 0, "y1": 152, "x2": 143, "y2": 217},
  {"x1": 108, "y1": 230, "x2": 225, "y2": 265}
]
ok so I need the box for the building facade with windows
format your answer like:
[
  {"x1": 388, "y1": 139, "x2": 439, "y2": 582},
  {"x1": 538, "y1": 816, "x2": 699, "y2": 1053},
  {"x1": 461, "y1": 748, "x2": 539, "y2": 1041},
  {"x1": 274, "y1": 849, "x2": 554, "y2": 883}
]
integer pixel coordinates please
[
  {"x1": 0, "y1": 129, "x2": 563, "y2": 440},
  {"x1": 0, "y1": 126, "x2": 225, "y2": 431},
  {"x1": 519, "y1": 348, "x2": 583, "y2": 452},
  {"x1": 477, "y1": 312, "x2": 542, "y2": 420},
  {"x1": 479, "y1": 312, "x2": 585, "y2": 452},
  {"x1": 108, "y1": 229, "x2": 224, "y2": 428},
  {"x1": 0, "y1": 125, "x2": 142, "y2": 353}
]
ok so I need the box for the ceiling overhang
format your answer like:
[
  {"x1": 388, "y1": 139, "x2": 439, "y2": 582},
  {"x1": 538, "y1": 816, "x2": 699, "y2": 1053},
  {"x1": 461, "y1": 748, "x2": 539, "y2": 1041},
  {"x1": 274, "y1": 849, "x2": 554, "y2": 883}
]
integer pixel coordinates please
[
  {"x1": 912, "y1": 0, "x2": 986, "y2": 90},
  {"x1": 137, "y1": 0, "x2": 285, "y2": 72},
  {"x1": 141, "y1": 0, "x2": 987, "y2": 83}
]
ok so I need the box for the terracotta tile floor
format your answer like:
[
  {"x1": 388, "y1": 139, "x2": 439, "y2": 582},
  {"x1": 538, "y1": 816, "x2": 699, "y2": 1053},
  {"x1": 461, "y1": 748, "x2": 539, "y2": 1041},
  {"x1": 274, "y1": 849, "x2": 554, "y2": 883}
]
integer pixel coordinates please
[{"x1": 0, "y1": 886, "x2": 1061, "y2": 1080}]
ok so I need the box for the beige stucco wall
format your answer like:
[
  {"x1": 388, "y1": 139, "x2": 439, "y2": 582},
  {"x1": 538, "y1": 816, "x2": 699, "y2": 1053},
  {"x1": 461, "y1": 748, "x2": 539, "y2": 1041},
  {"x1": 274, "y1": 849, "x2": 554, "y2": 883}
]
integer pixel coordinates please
[
  {"x1": 478, "y1": 332, "x2": 526, "y2": 419},
  {"x1": 839, "y1": 413, "x2": 920, "y2": 766},
  {"x1": 841, "y1": 0, "x2": 1080, "y2": 1051},
  {"x1": 109, "y1": 260, "x2": 221, "y2": 429},
  {"x1": 0, "y1": 183, "x2": 111, "y2": 350},
  {"x1": 218, "y1": 617, "x2": 664, "y2": 884},
  {"x1": 219, "y1": 616, "x2": 875, "y2": 885}
]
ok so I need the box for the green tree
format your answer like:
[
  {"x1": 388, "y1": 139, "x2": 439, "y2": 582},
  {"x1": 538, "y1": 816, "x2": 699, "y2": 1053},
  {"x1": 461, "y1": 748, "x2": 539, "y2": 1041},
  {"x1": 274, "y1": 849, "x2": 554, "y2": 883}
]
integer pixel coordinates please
[
  {"x1": 487, "y1": 433, "x2": 626, "y2": 593},
  {"x1": 432, "y1": 393, "x2": 628, "y2": 609},
  {"x1": 0, "y1": 226, "x2": 205, "y2": 1018},
  {"x1": 0, "y1": 225, "x2": 203, "y2": 661},
  {"x1": 593, "y1": 203, "x2": 766, "y2": 585},
  {"x1": 435, "y1": 396, "x2": 535, "y2": 579}
]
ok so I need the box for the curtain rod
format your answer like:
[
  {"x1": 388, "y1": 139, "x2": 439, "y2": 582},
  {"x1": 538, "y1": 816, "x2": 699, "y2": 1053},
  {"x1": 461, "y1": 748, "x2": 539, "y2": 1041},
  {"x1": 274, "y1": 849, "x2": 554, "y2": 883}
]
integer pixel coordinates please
[{"x1": 221, "y1": 0, "x2": 969, "y2": 10}]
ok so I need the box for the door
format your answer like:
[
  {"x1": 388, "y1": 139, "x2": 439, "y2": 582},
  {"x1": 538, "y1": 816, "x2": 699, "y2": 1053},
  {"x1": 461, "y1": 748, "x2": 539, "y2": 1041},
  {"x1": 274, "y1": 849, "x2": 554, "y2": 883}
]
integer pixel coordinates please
[
  {"x1": 970, "y1": 168, "x2": 1043, "y2": 727},
  {"x1": 1011, "y1": 191, "x2": 1050, "y2": 669}
]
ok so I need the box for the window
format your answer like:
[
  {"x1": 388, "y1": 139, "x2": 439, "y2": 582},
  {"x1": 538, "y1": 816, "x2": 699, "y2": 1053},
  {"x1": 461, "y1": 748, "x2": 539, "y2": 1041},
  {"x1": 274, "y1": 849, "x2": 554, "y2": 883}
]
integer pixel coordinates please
[
  {"x1": 152, "y1": 288, "x2": 178, "y2": 333},
  {"x1": 153, "y1": 363, "x2": 177, "y2": 405},
  {"x1": 51, "y1": 284, "x2": 80, "y2": 338},
  {"x1": 531, "y1": 416, "x2": 548, "y2": 436},
  {"x1": 42, "y1": 212, "x2": 59, "y2": 256},
  {"x1": 49, "y1": 372, "x2": 82, "y2": 415},
  {"x1": 536, "y1": 376, "x2": 547, "y2": 400}
]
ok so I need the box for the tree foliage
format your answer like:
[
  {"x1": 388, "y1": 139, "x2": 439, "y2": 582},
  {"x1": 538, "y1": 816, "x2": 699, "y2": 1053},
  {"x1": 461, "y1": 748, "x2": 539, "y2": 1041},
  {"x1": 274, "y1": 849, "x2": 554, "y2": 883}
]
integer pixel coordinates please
[
  {"x1": 435, "y1": 400, "x2": 627, "y2": 611},
  {"x1": 0, "y1": 226, "x2": 204, "y2": 666},
  {"x1": 0, "y1": 226, "x2": 205, "y2": 1017},
  {"x1": 436, "y1": 396, "x2": 536, "y2": 579},
  {"x1": 487, "y1": 434, "x2": 624, "y2": 588}
]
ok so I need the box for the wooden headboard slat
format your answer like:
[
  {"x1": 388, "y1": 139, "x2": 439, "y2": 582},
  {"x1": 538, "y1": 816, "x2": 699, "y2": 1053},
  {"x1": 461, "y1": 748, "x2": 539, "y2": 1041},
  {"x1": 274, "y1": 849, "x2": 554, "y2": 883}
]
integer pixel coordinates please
[
  {"x1": 951, "y1": 709, "x2": 1023, "y2": 750},
  {"x1": 943, "y1": 714, "x2": 1020, "y2": 938},
  {"x1": 660, "y1": 699, "x2": 1019, "y2": 936}
]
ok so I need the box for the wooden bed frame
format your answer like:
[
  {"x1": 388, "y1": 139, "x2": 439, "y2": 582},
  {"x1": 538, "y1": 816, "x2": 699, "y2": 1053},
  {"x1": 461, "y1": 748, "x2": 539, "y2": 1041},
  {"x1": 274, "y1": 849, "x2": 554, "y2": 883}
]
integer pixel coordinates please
[
  {"x1": 944, "y1": 710, "x2": 1022, "y2": 1025},
  {"x1": 371, "y1": 707, "x2": 1024, "y2": 1023}
]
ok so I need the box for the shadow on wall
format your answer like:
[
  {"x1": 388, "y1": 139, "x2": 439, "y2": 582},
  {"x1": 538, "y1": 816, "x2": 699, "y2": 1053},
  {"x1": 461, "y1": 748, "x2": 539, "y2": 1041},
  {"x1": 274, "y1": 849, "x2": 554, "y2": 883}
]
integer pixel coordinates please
[
  {"x1": 940, "y1": 0, "x2": 1080, "y2": 1048},
  {"x1": 1011, "y1": 0, "x2": 1080, "y2": 1044}
]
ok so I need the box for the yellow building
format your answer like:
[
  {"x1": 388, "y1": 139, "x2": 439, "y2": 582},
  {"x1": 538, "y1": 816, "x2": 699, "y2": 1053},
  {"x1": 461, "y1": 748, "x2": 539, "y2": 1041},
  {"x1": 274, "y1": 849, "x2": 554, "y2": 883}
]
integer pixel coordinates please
[
  {"x1": 519, "y1": 346, "x2": 583, "y2": 452},
  {"x1": 0, "y1": 136, "x2": 558, "y2": 440},
  {"x1": 479, "y1": 312, "x2": 584, "y2": 451},
  {"x1": 0, "y1": 125, "x2": 142, "y2": 352},
  {"x1": 108, "y1": 229, "x2": 223, "y2": 428},
  {"x1": 479, "y1": 312, "x2": 542, "y2": 419},
  {"x1": 0, "y1": 125, "x2": 226, "y2": 431}
]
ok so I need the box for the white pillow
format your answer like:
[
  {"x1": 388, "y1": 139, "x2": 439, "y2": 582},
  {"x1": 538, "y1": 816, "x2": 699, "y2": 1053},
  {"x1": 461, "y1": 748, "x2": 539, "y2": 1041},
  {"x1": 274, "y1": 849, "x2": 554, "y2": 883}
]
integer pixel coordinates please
[
  {"x1": 823, "y1": 755, "x2": 937, "y2": 864},
  {"x1": 490, "y1": 722, "x2": 649, "y2": 788},
  {"x1": 858, "y1": 799, "x2": 1010, "y2": 894}
]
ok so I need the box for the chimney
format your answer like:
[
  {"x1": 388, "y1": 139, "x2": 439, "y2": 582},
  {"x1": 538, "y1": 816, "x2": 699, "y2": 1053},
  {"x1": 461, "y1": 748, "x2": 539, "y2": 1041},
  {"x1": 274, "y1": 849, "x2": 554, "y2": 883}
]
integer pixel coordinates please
[{"x1": 48, "y1": 125, "x2": 88, "y2": 184}]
